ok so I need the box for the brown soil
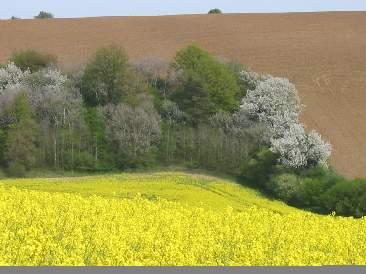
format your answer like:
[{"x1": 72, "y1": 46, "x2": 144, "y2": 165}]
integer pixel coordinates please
[{"x1": 1, "y1": 12, "x2": 366, "y2": 177}]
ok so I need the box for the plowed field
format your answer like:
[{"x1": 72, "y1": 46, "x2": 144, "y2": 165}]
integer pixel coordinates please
[{"x1": 1, "y1": 12, "x2": 365, "y2": 177}]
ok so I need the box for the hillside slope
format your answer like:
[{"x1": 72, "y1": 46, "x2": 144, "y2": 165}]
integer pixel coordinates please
[
  {"x1": 1, "y1": 172, "x2": 366, "y2": 265},
  {"x1": 0, "y1": 172, "x2": 300, "y2": 214},
  {"x1": 1, "y1": 12, "x2": 366, "y2": 177}
]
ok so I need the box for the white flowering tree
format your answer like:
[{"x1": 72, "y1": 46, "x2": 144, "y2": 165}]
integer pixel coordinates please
[
  {"x1": 0, "y1": 64, "x2": 78, "y2": 128},
  {"x1": 241, "y1": 77, "x2": 301, "y2": 136},
  {"x1": 270, "y1": 123, "x2": 331, "y2": 168},
  {"x1": 0, "y1": 63, "x2": 83, "y2": 168},
  {"x1": 24, "y1": 67, "x2": 67, "y2": 93},
  {"x1": 239, "y1": 70, "x2": 270, "y2": 91},
  {"x1": 103, "y1": 102, "x2": 161, "y2": 164},
  {"x1": 25, "y1": 68, "x2": 82, "y2": 168},
  {"x1": 24, "y1": 68, "x2": 70, "y2": 122},
  {"x1": 0, "y1": 62, "x2": 29, "y2": 92},
  {"x1": 240, "y1": 75, "x2": 332, "y2": 168}
]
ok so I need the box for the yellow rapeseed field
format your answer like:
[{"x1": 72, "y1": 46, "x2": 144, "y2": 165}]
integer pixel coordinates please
[{"x1": 0, "y1": 172, "x2": 365, "y2": 266}]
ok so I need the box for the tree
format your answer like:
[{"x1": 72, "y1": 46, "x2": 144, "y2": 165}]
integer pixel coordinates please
[
  {"x1": 0, "y1": 64, "x2": 30, "y2": 166},
  {"x1": 239, "y1": 70, "x2": 270, "y2": 92},
  {"x1": 24, "y1": 67, "x2": 67, "y2": 93},
  {"x1": 270, "y1": 124, "x2": 332, "y2": 168},
  {"x1": 3, "y1": 93, "x2": 39, "y2": 171},
  {"x1": 133, "y1": 57, "x2": 170, "y2": 89},
  {"x1": 119, "y1": 68, "x2": 151, "y2": 107},
  {"x1": 34, "y1": 11, "x2": 54, "y2": 19},
  {"x1": 83, "y1": 107, "x2": 109, "y2": 169},
  {"x1": 24, "y1": 68, "x2": 83, "y2": 169},
  {"x1": 160, "y1": 100, "x2": 184, "y2": 161},
  {"x1": 172, "y1": 45, "x2": 240, "y2": 124},
  {"x1": 10, "y1": 50, "x2": 57, "y2": 72},
  {"x1": 0, "y1": 62, "x2": 29, "y2": 92},
  {"x1": 174, "y1": 75, "x2": 212, "y2": 125},
  {"x1": 81, "y1": 46, "x2": 130, "y2": 106},
  {"x1": 104, "y1": 101, "x2": 161, "y2": 167},
  {"x1": 240, "y1": 76, "x2": 331, "y2": 168},
  {"x1": 241, "y1": 77, "x2": 301, "y2": 138},
  {"x1": 10, "y1": 16, "x2": 20, "y2": 20},
  {"x1": 208, "y1": 9, "x2": 222, "y2": 14}
]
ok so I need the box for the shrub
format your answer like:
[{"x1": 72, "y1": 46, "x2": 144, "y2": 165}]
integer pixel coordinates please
[
  {"x1": 296, "y1": 166, "x2": 341, "y2": 207},
  {"x1": 268, "y1": 166, "x2": 341, "y2": 211},
  {"x1": 297, "y1": 164, "x2": 337, "y2": 179},
  {"x1": 322, "y1": 179, "x2": 366, "y2": 217},
  {"x1": 267, "y1": 173, "x2": 301, "y2": 202},
  {"x1": 10, "y1": 50, "x2": 57, "y2": 72},
  {"x1": 73, "y1": 151, "x2": 97, "y2": 170},
  {"x1": 296, "y1": 178, "x2": 333, "y2": 212},
  {"x1": 240, "y1": 148, "x2": 278, "y2": 187},
  {"x1": 34, "y1": 11, "x2": 54, "y2": 19},
  {"x1": 6, "y1": 162, "x2": 27, "y2": 178},
  {"x1": 208, "y1": 9, "x2": 222, "y2": 14}
]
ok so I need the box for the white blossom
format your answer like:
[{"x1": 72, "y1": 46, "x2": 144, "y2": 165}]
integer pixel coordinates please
[
  {"x1": 270, "y1": 124, "x2": 331, "y2": 168},
  {"x1": 241, "y1": 77, "x2": 301, "y2": 130},
  {"x1": 239, "y1": 70, "x2": 262, "y2": 90},
  {"x1": 239, "y1": 70, "x2": 271, "y2": 91},
  {"x1": 0, "y1": 62, "x2": 30, "y2": 92},
  {"x1": 240, "y1": 75, "x2": 331, "y2": 168},
  {"x1": 306, "y1": 130, "x2": 332, "y2": 166},
  {"x1": 104, "y1": 103, "x2": 161, "y2": 156},
  {"x1": 270, "y1": 123, "x2": 308, "y2": 168},
  {"x1": 24, "y1": 68, "x2": 67, "y2": 92}
]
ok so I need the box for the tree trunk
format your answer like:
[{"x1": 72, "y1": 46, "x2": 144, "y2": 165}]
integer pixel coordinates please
[
  {"x1": 53, "y1": 134, "x2": 57, "y2": 168},
  {"x1": 95, "y1": 135, "x2": 98, "y2": 166}
]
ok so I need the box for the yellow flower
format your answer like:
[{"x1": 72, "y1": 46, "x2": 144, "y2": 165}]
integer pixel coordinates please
[{"x1": 0, "y1": 176, "x2": 365, "y2": 266}]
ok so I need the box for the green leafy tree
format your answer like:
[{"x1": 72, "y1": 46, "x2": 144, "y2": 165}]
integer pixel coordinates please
[
  {"x1": 83, "y1": 107, "x2": 112, "y2": 169},
  {"x1": 225, "y1": 61, "x2": 250, "y2": 99},
  {"x1": 172, "y1": 45, "x2": 240, "y2": 124},
  {"x1": 3, "y1": 93, "x2": 39, "y2": 172},
  {"x1": 34, "y1": 11, "x2": 54, "y2": 19},
  {"x1": 81, "y1": 46, "x2": 130, "y2": 106},
  {"x1": 208, "y1": 9, "x2": 222, "y2": 14},
  {"x1": 174, "y1": 75, "x2": 212, "y2": 125}
]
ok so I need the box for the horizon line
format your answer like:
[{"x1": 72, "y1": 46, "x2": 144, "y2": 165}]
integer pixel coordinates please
[{"x1": 1, "y1": 10, "x2": 366, "y2": 20}]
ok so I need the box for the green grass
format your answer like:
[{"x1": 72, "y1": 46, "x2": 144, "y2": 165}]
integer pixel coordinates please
[{"x1": 0, "y1": 171, "x2": 301, "y2": 214}]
